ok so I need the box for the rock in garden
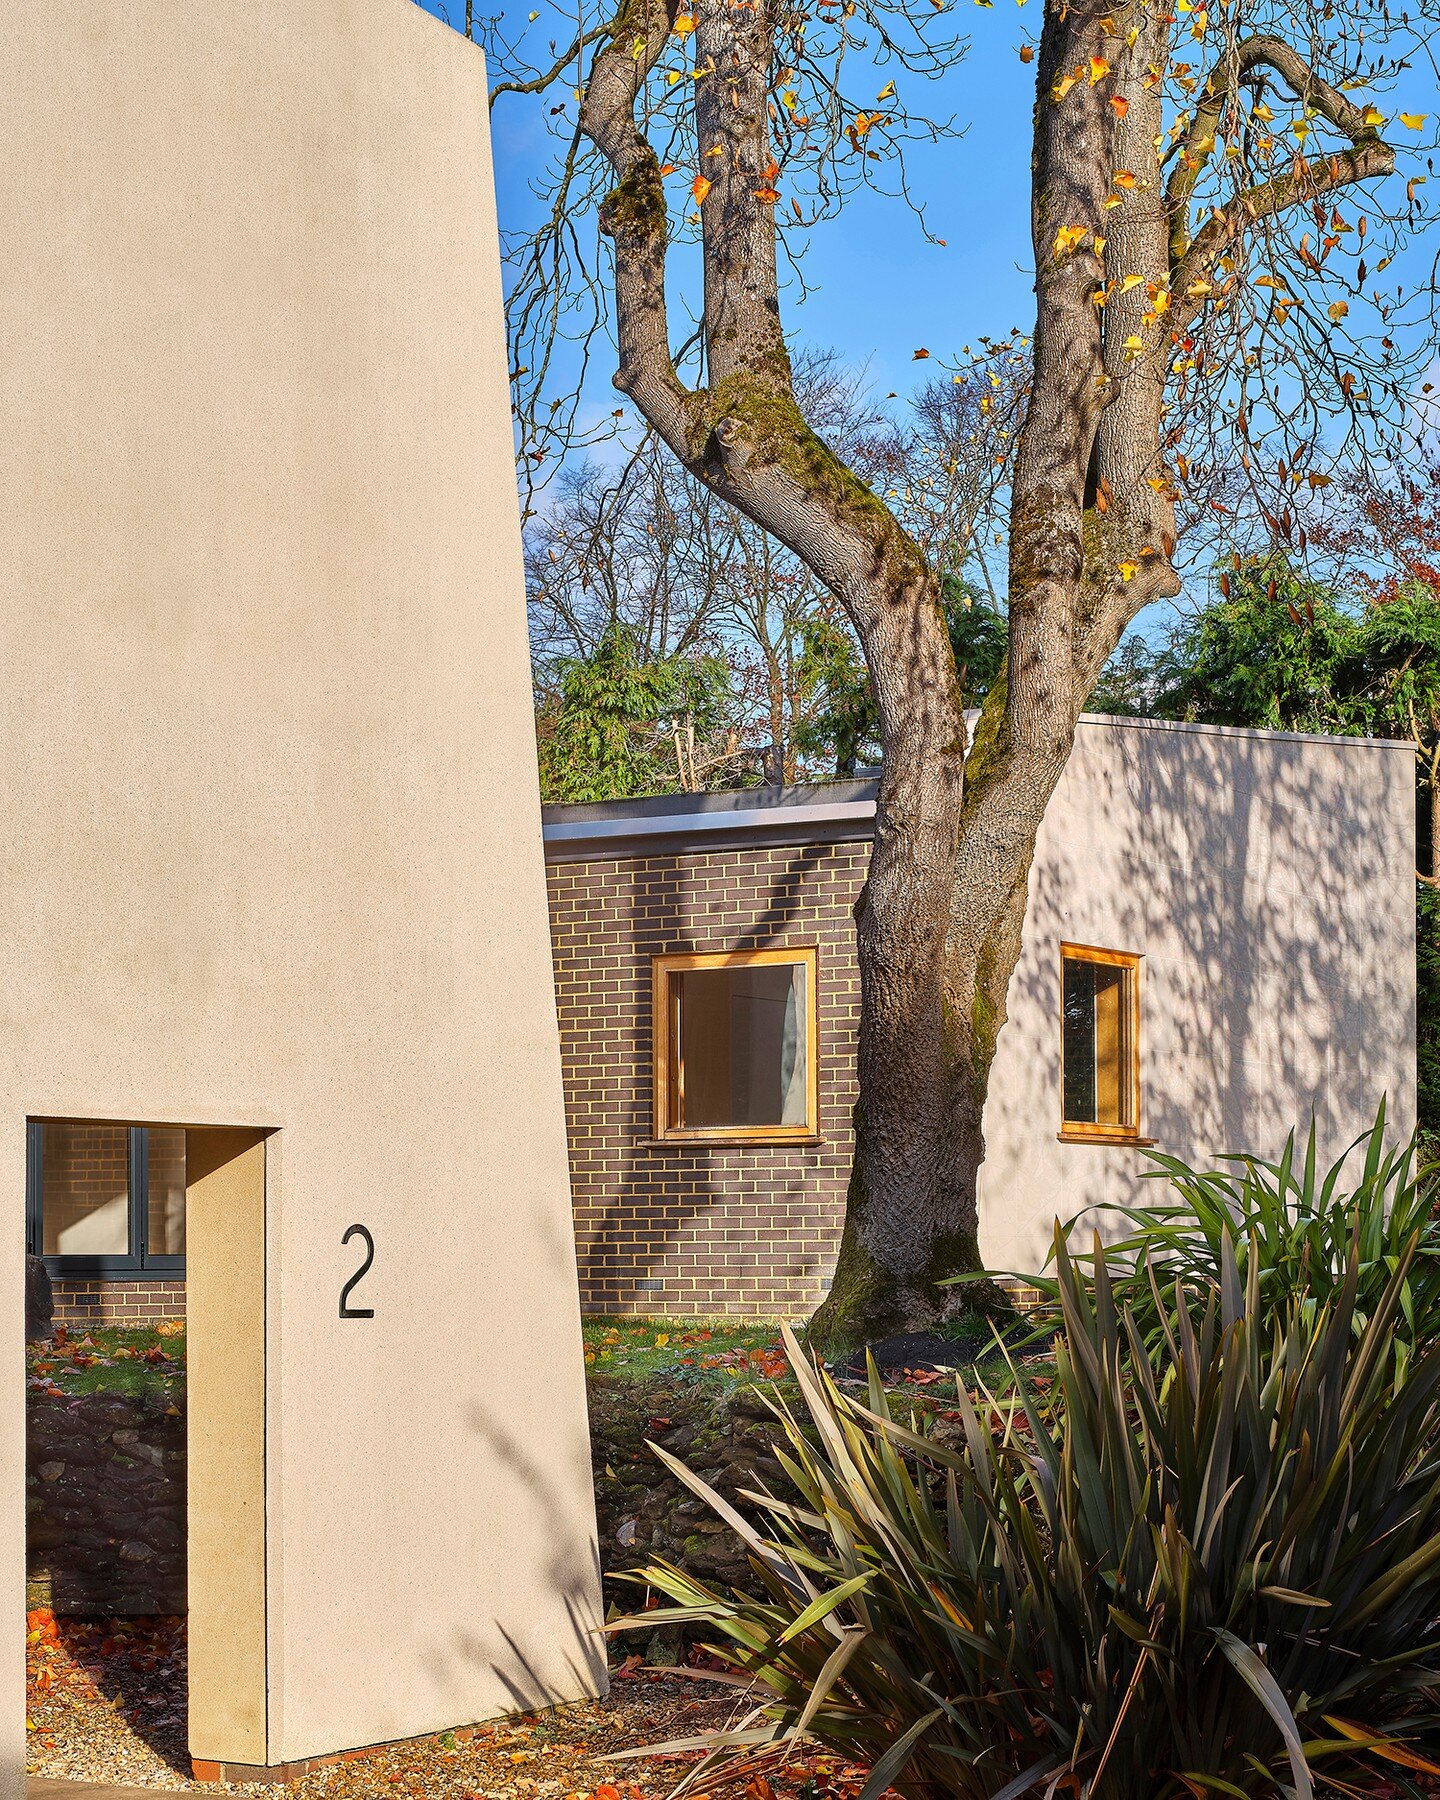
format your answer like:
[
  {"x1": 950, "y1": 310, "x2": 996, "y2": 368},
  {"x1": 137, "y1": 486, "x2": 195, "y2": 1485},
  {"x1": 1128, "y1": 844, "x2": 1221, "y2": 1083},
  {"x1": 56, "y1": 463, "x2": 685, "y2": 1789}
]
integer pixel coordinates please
[{"x1": 25, "y1": 1255, "x2": 53, "y2": 1343}]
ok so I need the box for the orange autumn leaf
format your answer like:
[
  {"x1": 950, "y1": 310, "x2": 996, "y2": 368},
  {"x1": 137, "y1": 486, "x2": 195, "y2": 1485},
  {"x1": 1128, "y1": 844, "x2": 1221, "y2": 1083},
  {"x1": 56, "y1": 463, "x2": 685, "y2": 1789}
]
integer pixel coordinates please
[
  {"x1": 753, "y1": 186, "x2": 781, "y2": 202},
  {"x1": 1019, "y1": 42, "x2": 1034, "y2": 60},
  {"x1": 1112, "y1": 168, "x2": 1138, "y2": 188},
  {"x1": 1089, "y1": 54, "x2": 1111, "y2": 83},
  {"x1": 659, "y1": 162, "x2": 677, "y2": 174},
  {"x1": 673, "y1": 11, "x2": 695, "y2": 30},
  {"x1": 1111, "y1": 93, "x2": 1130, "y2": 117},
  {"x1": 691, "y1": 174, "x2": 712, "y2": 204}
]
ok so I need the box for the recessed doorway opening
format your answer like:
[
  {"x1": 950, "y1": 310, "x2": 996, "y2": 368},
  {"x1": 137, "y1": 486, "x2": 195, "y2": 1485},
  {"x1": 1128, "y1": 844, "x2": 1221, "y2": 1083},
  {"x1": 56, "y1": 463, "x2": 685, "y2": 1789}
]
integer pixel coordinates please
[{"x1": 23, "y1": 1120, "x2": 269, "y2": 1787}]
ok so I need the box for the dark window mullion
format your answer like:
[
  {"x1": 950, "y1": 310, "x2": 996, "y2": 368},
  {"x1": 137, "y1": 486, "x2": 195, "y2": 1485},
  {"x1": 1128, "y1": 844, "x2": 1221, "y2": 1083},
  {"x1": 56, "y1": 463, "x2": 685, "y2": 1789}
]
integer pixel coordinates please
[
  {"x1": 25, "y1": 1122, "x2": 44, "y2": 1258},
  {"x1": 130, "y1": 1127, "x2": 148, "y2": 1267}
]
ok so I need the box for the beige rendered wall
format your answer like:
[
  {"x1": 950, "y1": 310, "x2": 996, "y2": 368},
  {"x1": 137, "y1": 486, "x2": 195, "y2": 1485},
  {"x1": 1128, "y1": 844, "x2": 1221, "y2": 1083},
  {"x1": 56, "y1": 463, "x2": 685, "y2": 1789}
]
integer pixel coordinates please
[
  {"x1": 0, "y1": 0, "x2": 602, "y2": 1783},
  {"x1": 980, "y1": 715, "x2": 1418, "y2": 1275}
]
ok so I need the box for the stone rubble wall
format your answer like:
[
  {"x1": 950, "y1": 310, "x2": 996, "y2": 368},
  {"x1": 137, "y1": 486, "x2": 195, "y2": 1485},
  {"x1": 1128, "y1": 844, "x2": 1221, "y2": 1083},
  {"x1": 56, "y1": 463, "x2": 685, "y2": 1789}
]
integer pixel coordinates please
[
  {"x1": 26, "y1": 1376, "x2": 798, "y2": 1625},
  {"x1": 27, "y1": 1392, "x2": 186, "y2": 1615}
]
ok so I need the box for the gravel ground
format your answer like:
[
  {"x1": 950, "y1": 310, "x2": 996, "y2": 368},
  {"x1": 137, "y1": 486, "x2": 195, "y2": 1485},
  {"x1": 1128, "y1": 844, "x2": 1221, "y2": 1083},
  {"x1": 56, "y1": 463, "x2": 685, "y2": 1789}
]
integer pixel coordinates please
[{"x1": 25, "y1": 1615, "x2": 831, "y2": 1800}]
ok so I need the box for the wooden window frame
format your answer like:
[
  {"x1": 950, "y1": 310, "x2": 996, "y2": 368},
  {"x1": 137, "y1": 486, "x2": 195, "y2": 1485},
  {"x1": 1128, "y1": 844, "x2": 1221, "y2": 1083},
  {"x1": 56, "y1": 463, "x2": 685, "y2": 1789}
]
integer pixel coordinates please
[
  {"x1": 1057, "y1": 942, "x2": 1150, "y2": 1146},
  {"x1": 651, "y1": 947, "x2": 820, "y2": 1145}
]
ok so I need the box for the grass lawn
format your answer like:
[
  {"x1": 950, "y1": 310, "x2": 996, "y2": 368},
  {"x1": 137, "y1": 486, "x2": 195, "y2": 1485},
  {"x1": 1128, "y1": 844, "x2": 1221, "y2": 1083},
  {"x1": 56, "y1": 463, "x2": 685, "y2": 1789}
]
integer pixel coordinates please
[
  {"x1": 28, "y1": 1313, "x2": 1042, "y2": 1409},
  {"x1": 582, "y1": 1316, "x2": 780, "y2": 1381},
  {"x1": 581, "y1": 1314, "x2": 1048, "y2": 1404},
  {"x1": 26, "y1": 1323, "x2": 185, "y2": 1405}
]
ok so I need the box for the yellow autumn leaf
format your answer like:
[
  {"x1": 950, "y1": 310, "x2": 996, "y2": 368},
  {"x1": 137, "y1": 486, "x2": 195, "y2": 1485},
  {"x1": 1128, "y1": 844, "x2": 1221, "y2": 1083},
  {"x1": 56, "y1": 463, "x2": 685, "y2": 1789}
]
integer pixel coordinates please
[
  {"x1": 1328, "y1": 299, "x2": 1349, "y2": 320},
  {"x1": 1120, "y1": 272, "x2": 1143, "y2": 291},
  {"x1": 673, "y1": 11, "x2": 695, "y2": 30},
  {"x1": 1253, "y1": 101, "x2": 1274, "y2": 120},
  {"x1": 876, "y1": 80, "x2": 896, "y2": 99},
  {"x1": 1089, "y1": 55, "x2": 1111, "y2": 83},
  {"x1": 1361, "y1": 105, "x2": 1387, "y2": 127},
  {"x1": 1052, "y1": 71, "x2": 1077, "y2": 100},
  {"x1": 1053, "y1": 223, "x2": 1087, "y2": 256},
  {"x1": 691, "y1": 174, "x2": 712, "y2": 204},
  {"x1": 666, "y1": 69, "x2": 683, "y2": 83},
  {"x1": 1118, "y1": 560, "x2": 1139, "y2": 580},
  {"x1": 1401, "y1": 112, "x2": 1428, "y2": 129}
]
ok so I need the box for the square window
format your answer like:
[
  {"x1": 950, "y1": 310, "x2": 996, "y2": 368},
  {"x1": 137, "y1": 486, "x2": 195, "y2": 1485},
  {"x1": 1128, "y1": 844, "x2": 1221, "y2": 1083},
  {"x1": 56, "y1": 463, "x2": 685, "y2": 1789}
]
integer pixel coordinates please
[
  {"x1": 652, "y1": 949, "x2": 818, "y2": 1141},
  {"x1": 1060, "y1": 944, "x2": 1143, "y2": 1142},
  {"x1": 27, "y1": 1121, "x2": 187, "y2": 1274}
]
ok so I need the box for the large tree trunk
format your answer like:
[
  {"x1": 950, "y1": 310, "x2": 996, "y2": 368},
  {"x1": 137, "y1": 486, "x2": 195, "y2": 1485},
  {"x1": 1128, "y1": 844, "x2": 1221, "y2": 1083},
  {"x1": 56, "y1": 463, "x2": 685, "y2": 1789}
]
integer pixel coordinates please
[{"x1": 807, "y1": 681, "x2": 1068, "y2": 1351}]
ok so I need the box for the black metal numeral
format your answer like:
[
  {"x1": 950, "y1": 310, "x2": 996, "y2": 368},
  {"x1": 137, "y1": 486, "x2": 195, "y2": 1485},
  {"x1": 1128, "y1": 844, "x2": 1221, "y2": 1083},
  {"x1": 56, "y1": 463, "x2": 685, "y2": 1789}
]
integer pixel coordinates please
[{"x1": 339, "y1": 1223, "x2": 375, "y2": 1319}]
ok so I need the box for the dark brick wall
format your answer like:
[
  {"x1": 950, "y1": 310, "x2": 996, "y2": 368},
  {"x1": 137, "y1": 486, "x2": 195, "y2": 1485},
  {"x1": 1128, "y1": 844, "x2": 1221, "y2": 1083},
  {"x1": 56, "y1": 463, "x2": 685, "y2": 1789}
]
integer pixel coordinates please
[{"x1": 546, "y1": 840, "x2": 867, "y2": 1318}]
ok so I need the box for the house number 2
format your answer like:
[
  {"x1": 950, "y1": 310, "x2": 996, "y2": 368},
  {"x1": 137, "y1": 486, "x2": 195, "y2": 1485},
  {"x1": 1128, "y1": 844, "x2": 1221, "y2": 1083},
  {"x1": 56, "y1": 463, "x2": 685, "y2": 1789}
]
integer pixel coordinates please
[{"x1": 339, "y1": 1223, "x2": 376, "y2": 1319}]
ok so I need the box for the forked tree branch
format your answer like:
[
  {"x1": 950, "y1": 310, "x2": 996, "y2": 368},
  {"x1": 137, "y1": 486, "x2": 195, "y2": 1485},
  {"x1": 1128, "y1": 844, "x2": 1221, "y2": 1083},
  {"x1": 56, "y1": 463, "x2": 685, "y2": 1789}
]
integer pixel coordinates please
[
  {"x1": 490, "y1": 25, "x2": 615, "y2": 107},
  {"x1": 1168, "y1": 39, "x2": 1395, "y2": 327}
]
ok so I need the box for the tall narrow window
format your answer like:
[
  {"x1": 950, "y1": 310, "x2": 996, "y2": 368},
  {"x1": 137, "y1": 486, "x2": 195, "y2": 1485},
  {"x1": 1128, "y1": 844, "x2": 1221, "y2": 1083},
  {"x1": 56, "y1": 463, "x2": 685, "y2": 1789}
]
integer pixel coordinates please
[
  {"x1": 26, "y1": 1122, "x2": 186, "y2": 1274},
  {"x1": 1060, "y1": 944, "x2": 1143, "y2": 1142},
  {"x1": 653, "y1": 948, "x2": 819, "y2": 1142}
]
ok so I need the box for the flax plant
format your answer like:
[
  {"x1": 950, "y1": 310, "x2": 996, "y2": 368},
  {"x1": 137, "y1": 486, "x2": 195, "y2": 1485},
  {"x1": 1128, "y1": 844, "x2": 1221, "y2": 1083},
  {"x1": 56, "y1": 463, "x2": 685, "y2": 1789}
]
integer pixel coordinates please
[
  {"x1": 1021, "y1": 1104, "x2": 1440, "y2": 1366},
  {"x1": 619, "y1": 1236, "x2": 1440, "y2": 1797}
]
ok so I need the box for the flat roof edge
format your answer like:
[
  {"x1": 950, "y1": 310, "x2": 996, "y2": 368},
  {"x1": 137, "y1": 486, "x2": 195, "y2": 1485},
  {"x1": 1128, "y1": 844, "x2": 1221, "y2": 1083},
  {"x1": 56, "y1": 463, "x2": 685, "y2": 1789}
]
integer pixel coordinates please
[
  {"x1": 544, "y1": 799, "x2": 877, "y2": 861},
  {"x1": 1076, "y1": 712, "x2": 1414, "y2": 751}
]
